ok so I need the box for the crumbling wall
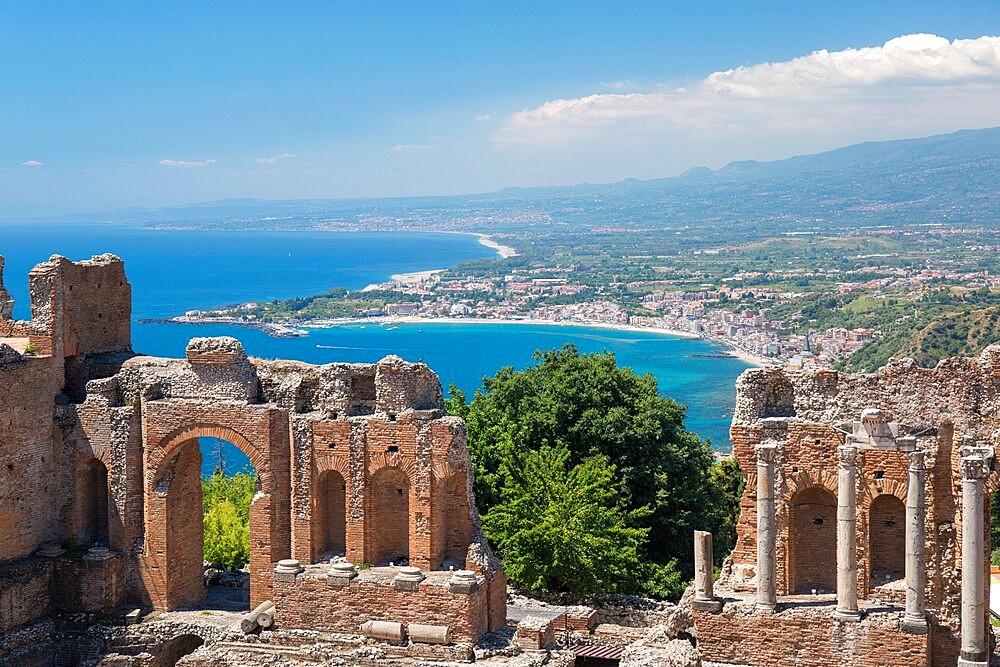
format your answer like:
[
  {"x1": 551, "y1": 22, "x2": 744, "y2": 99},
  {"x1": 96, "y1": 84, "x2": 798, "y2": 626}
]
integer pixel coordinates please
[
  {"x1": 0, "y1": 353, "x2": 62, "y2": 561},
  {"x1": 714, "y1": 344, "x2": 1000, "y2": 667},
  {"x1": 0, "y1": 253, "x2": 504, "y2": 659}
]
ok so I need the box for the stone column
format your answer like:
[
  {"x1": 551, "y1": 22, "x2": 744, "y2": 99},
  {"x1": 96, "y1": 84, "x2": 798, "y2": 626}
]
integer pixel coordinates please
[
  {"x1": 755, "y1": 443, "x2": 778, "y2": 612},
  {"x1": 958, "y1": 451, "x2": 991, "y2": 667},
  {"x1": 901, "y1": 449, "x2": 928, "y2": 634},
  {"x1": 693, "y1": 530, "x2": 722, "y2": 612},
  {"x1": 833, "y1": 445, "x2": 860, "y2": 621}
]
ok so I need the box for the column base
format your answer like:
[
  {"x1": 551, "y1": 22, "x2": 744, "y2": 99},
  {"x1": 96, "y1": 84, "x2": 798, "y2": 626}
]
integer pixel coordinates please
[
  {"x1": 755, "y1": 602, "x2": 776, "y2": 614},
  {"x1": 899, "y1": 616, "x2": 928, "y2": 634},
  {"x1": 831, "y1": 609, "x2": 860, "y2": 622},
  {"x1": 693, "y1": 598, "x2": 723, "y2": 613},
  {"x1": 957, "y1": 659, "x2": 988, "y2": 667}
]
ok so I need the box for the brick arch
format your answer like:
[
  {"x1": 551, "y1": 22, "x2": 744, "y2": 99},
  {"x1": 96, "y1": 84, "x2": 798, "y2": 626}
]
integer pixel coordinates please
[
  {"x1": 860, "y1": 478, "x2": 907, "y2": 507},
  {"x1": 317, "y1": 454, "x2": 350, "y2": 480},
  {"x1": 786, "y1": 485, "x2": 838, "y2": 594},
  {"x1": 431, "y1": 460, "x2": 465, "y2": 482},
  {"x1": 150, "y1": 423, "x2": 267, "y2": 489},
  {"x1": 366, "y1": 451, "x2": 418, "y2": 482},
  {"x1": 783, "y1": 469, "x2": 838, "y2": 504},
  {"x1": 142, "y1": 422, "x2": 271, "y2": 612}
]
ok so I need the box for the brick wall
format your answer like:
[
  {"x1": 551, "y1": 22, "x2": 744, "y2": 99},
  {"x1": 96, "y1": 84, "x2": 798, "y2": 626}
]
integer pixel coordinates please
[
  {"x1": 273, "y1": 573, "x2": 490, "y2": 642},
  {"x1": 695, "y1": 606, "x2": 929, "y2": 667}
]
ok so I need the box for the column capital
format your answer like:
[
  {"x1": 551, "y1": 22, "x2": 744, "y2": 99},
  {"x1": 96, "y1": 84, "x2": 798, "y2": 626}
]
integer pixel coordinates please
[
  {"x1": 755, "y1": 442, "x2": 779, "y2": 463},
  {"x1": 837, "y1": 444, "x2": 859, "y2": 466},
  {"x1": 907, "y1": 448, "x2": 925, "y2": 471},
  {"x1": 960, "y1": 451, "x2": 993, "y2": 481}
]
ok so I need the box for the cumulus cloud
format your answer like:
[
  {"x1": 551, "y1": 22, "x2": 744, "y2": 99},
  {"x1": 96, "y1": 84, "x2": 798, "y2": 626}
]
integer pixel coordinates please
[
  {"x1": 157, "y1": 158, "x2": 217, "y2": 167},
  {"x1": 390, "y1": 144, "x2": 432, "y2": 153},
  {"x1": 496, "y1": 34, "x2": 1000, "y2": 144},
  {"x1": 256, "y1": 152, "x2": 296, "y2": 165},
  {"x1": 21, "y1": 160, "x2": 44, "y2": 167}
]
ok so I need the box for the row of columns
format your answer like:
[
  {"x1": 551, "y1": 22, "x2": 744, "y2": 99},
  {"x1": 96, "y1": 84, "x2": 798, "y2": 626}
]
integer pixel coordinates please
[
  {"x1": 751, "y1": 442, "x2": 993, "y2": 665},
  {"x1": 752, "y1": 444, "x2": 935, "y2": 622}
]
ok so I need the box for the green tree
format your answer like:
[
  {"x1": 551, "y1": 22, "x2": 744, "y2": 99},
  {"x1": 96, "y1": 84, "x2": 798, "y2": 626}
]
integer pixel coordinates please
[
  {"x1": 483, "y1": 445, "x2": 650, "y2": 596},
  {"x1": 202, "y1": 471, "x2": 256, "y2": 570},
  {"x1": 203, "y1": 499, "x2": 250, "y2": 570},
  {"x1": 450, "y1": 344, "x2": 738, "y2": 597}
]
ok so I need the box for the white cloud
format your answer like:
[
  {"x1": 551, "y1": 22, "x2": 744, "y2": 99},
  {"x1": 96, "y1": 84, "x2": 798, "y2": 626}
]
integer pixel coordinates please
[
  {"x1": 475, "y1": 113, "x2": 493, "y2": 122},
  {"x1": 256, "y1": 152, "x2": 296, "y2": 165},
  {"x1": 158, "y1": 158, "x2": 217, "y2": 167},
  {"x1": 496, "y1": 34, "x2": 1000, "y2": 144},
  {"x1": 601, "y1": 80, "x2": 635, "y2": 90},
  {"x1": 21, "y1": 160, "x2": 44, "y2": 167},
  {"x1": 390, "y1": 144, "x2": 432, "y2": 153}
]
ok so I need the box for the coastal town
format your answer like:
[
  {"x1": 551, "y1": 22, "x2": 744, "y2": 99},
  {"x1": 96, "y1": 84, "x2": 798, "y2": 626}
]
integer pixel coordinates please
[{"x1": 162, "y1": 230, "x2": 1000, "y2": 370}]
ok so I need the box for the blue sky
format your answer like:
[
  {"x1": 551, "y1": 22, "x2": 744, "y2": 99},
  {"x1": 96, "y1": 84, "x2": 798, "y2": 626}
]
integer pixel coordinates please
[{"x1": 2, "y1": 1, "x2": 999, "y2": 215}]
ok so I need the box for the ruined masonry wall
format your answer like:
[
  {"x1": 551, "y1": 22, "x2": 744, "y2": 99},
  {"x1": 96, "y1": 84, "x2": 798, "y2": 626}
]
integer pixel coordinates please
[
  {"x1": 695, "y1": 606, "x2": 929, "y2": 667},
  {"x1": 0, "y1": 253, "x2": 504, "y2": 652},
  {"x1": 712, "y1": 346, "x2": 1000, "y2": 667}
]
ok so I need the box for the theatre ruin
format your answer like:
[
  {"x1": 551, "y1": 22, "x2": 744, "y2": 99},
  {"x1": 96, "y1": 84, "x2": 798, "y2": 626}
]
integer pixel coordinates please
[{"x1": 2, "y1": 252, "x2": 1000, "y2": 667}]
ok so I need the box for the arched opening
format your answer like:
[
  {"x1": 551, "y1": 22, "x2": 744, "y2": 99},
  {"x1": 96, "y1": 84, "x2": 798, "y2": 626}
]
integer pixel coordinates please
[
  {"x1": 80, "y1": 458, "x2": 109, "y2": 545},
  {"x1": 317, "y1": 470, "x2": 347, "y2": 560},
  {"x1": 441, "y1": 473, "x2": 474, "y2": 568},
  {"x1": 789, "y1": 486, "x2": 837, "y2": 594},
  {"x1": 869, "y1": 494, "x2": 905, "y2": 586},
  {"x1": 369, "y1": 467, "x2": 410, "y2": 565},
  {"x1": 152, "y1": 434, "x2": 259, "y2": 611},
  {"x1": 159, "y1": 634, "x2": 204, "y2": 667}
]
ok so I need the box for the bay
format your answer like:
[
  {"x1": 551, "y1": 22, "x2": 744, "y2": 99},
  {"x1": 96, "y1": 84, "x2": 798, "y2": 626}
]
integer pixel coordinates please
[{"x1": 0, "y1": 223, "x2": 750, "y2": 475}]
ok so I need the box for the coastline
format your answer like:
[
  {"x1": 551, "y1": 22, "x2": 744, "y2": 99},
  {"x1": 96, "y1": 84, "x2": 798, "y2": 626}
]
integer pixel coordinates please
[
  {"x1": 147, "y1": 313, "x2": 773, "y2": 368},
  {"x1": 441, "y1": 231, "x2": 518, "y2": 258},
  {"x1": 302, "y1": 315, "x2": 773, "y2": 367}
]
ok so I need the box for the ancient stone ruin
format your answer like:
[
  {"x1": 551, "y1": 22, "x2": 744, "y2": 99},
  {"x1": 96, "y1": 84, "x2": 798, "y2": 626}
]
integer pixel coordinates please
[
  {"x1": 5, "y1": 252, "x2": 1000, "y2": 667},
  {"x1": 0, "y1": 254, "x2": 506, "y2": 665},
  {"x1": 688, "y1": 353, "x2": 1000, "y2": 667}
]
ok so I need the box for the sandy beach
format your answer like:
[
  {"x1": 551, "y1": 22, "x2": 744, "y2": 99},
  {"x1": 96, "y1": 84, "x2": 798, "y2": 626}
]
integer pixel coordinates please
[
  {"x1": 298, "y1": 314, "x2": 774, "y2": 368},
  {"x1": 388, "y1": 269, "x2": 447, "y2": 284}
]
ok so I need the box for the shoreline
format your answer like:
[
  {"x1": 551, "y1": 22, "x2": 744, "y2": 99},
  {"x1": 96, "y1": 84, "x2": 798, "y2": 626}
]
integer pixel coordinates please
[
  {"x1": 442, "y1": 231, "x2": 518, "y2": 258},
  {"x1": 160, "y1": 313, "x2": 773, "y2": 367}
]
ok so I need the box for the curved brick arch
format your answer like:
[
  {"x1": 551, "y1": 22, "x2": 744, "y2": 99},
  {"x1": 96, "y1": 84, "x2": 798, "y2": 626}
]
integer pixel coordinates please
[
  {"x1": 317, "y1": 455, "x2": 350, "y2": 480},
  {"x1": 366, "y1": 451, "x2": 418, "y2": 482},
  {"x1": 860, "y1": 479, "x2": 907, "y2": 507},
  {"x1": 786, "y1": 484, "x2": 838, "y2": 594},
  {"x1": 783, "y1": 469, "x2": 838, "y2": 504},
  {"x1": 150, "y1": 423, "x2": 268, "y2": 489},
  {"x1": 143, "y1": 421, "x2": 274, "y2": 612},
  {"x1": 431, "y1": 460, "x2": 465, "y2": 482}
]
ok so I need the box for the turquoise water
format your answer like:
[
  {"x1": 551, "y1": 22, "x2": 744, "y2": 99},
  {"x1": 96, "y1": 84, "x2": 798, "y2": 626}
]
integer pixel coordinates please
[{"x1": 1, "y1": 223, "x2": 750, "y2": 474}]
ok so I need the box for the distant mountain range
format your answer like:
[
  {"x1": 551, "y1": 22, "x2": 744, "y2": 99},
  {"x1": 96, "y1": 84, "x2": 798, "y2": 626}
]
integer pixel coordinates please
[{"x1": 42, "y1": 127, "x2": 1000, "y2": 233}]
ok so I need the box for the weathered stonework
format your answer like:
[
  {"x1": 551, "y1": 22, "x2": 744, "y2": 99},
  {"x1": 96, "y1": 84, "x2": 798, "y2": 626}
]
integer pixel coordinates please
[
  {"x1": 704, "y1": 353, "x2": 1000, "y2": 667},
  {"x1": 0, "y1": 254, "x2": 506, "y2": 664}
]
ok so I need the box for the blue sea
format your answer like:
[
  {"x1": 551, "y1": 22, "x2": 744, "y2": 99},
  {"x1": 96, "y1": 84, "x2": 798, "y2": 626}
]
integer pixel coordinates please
[{"x1": 0, "y1": 222, "x2": 750, "y2": 474}]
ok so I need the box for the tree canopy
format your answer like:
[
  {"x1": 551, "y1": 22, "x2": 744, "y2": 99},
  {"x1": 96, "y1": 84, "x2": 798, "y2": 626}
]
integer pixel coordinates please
[{"x1": 447, "y1": 344, "x2": 741, "y2": 599}]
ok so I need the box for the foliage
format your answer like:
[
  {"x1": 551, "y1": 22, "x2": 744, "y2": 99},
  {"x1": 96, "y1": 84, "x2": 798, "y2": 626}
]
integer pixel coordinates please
[
  {"x1": 203, "y1": 499, "x2": 250, "y2": 570},
  {"x1": 22, "y1": 341, "x2": 36, "y2": 356},
  {"x1": 450, "y1": 344, "x2": 740, "y2": 598},
  {"x1": 482, "y1": 445, "x2": 650, "y2": 596},
  {"x1": 202, "y1": 471, "x2": 256, "y2": 569}
]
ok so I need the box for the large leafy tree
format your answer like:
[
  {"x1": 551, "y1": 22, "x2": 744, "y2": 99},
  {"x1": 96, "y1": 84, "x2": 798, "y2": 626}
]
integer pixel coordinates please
[
  {"x1": 447, "y1": 344, "x2": 740, "y2": 596},
  {"x1": 484, "y1": 445, "x2": 650, "y2": 596}
]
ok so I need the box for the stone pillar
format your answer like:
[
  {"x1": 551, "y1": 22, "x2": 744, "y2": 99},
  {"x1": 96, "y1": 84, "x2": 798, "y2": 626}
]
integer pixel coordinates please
[
  {"x1": 693, "y1": 530, "x2": 721, "y2": 612},
  {"x1": 901, "y1": 449, "x2": 928, "y2": 634},
  {"x1": 755, "y1": 443, "x2": 778, "y2": 612},
  {"x1": 958, "y1": 450, "x2": 991, "y2": 667},
  {"x1": 833, "y1": 445, "x2": 860, "y2": 622}
]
